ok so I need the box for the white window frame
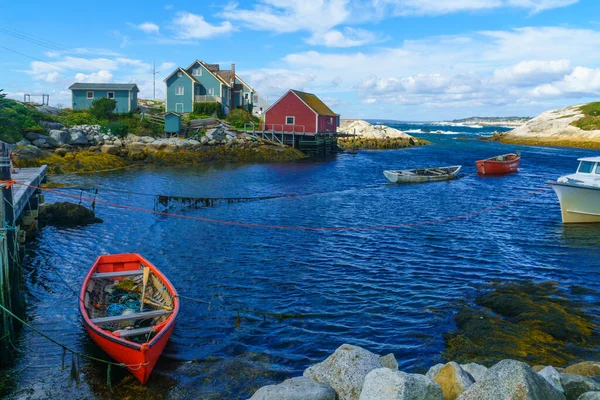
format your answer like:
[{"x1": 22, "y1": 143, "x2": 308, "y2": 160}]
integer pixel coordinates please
[
  {"x1": 192, "y1": 67, "x2": 202, "y2": 76},
  {"x1": 329, "y1": 117, "x2": 333, "y2": 124},
  {"x1": 86, "y1": 91, "x2": 94, "y2": 99},
  {"x1": 177, "y1": 71, "x2": 183, "y2": 78},
  {"x1": 285, "y1": 116, "x2": 295, "y2": 125},
  {"x1": 176, "y1": 86, "x2": 184, "y2": 96},
  {"x1": 208, "y1": 88, "x2": 215, "y2": 96},
  {"x1": 107, "y1": 91, "x2": 115, "y2": 99}
]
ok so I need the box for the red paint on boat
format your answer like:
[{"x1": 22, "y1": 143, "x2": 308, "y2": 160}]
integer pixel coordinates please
[
  {"x1": 476, "y1": 153, "x2": 521, "y2": 175},
  {"x1": 79, "y1": 254, "x2": 178, "y2": 384}
]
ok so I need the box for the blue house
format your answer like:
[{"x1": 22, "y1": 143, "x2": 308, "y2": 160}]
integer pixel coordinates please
[
  {"x1": 164, "y1": 61, "x2": 254, "y2": 116},
  {"x1": 69, "y1": 83, "x2": 139, "y2": 113}
]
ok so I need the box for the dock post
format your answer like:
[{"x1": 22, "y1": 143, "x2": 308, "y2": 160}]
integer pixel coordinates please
[{"x1": 0, "y1": 142, "x2": 15, "y2": 361}]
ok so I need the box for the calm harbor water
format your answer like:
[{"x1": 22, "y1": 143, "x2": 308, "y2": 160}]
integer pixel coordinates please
[{"x1": 4, "y1": 123, "x2": 600, "y2": 399}]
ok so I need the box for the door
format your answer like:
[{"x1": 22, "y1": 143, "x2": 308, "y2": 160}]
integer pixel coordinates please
[{"x1": 175, "y1": 103, "x2": 184, "y2": 113}]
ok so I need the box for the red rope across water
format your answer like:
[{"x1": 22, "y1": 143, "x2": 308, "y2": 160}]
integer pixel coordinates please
[{"x1": 0, "y1": 180, "x2": 551, "y2": 232}]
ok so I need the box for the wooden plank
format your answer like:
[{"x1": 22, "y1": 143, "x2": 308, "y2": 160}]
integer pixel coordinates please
[
  {"x1": 114, "y1": 326, "x2": 155, "y2": 338},
  {"x1": 91, "y1": 270, "x2": 143, "y2": 279},
  {"x1": 91, "y1": 309, "x2": 171, "y2": 324}
]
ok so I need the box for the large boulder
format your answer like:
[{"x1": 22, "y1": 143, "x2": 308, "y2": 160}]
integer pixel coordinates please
[
  {"x1": 100, "y1": 145, "x2": 120, "y2": 155},
  {"x1": 430, "y1": 362, "x2": 475, "y2": 400},
  {"x1": 560, "y1": 374, "x2": 600, "y2": 400},
  {"x1": 460, "y1": 363, "x2": 487, "y2": 382},
  {"x1": 48, "y1": 130, "x2": 70, "y2": 146},
  {"x1": 249, "y1": 377, "x2": 336, "y2": 400},
  {"x1": 380, "y1": 354, "x2": 399, "y2": 371},
  {"x1": 578, "y1": 393, "x2": 600, "y2": 400},
  {"x1": 40, "y1": 121, "x2": 65, "y2": 130},
  {"x1": 35, "y1": 105, "x2": 61, "y2": 115},
  {"x1": 25, "y1": 132, "x2": 43, "y2": 141},
  {"x1": 457, "y1": 360, "x2": 565, "y2": 400},
  {"x1": 32, "y1": 135, "x2": 58, "y2": 148},
  {"x1": 538, "y1": 366, "x2": 565, "y2": 394},
  {"x1": 564, "y1": 362, "x2": 600, "y2": 377},
  {"x1": 426, "y1": 364, "x2": 444, "y2": 380},
  {"x1": 16, "y1": 139, "x2": 31, "y2": 147},
  {"x1": 303, "y1": 344, "x2": 383, "y2": 400},
  {"x1": 68, "y1": 130, "x2": 89, "y2": 145},
  {"x1": 39, "y1": 202, "x2": 102, "y2": 228},
  {"x1": 14, "y1": 145, "x2": 52, "y2": 161},
  {"x1": 359, "y1": 368, "x2": 443, "y2": 400}
]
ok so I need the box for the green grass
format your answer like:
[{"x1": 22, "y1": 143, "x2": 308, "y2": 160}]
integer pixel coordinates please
[
  {"x1": 572, "y1": 102, "x2": 600, "y2": 130},
  {"x1": 0, "y1": 96, "x2": 54, "y2": 143}
]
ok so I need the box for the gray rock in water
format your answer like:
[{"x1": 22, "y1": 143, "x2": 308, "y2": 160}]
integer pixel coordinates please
[
  {"x1": 578, "y1": 392, "x2": 600, "y2": 400},
  {"x1": 359, "y1": 368, "x2": 443, "y2": 400},
  {"x1": 460, "y1": 363, "x2": 487, "y2": 382},
  {"x1": 426, "y1": 364, "x2": 445, "y2": 380},
  {"x1": 380, "y1": 354, "x2": 399, "y2": 370},
  {"x1": 539, "y1": 366, "x2": 564, "y2": 394},
  {"x1": 431, "y1": 362, "x2": 474, "y2": 400},
  {"x1": 40, "y1": 121, "x2": 65, "y2": 130},
  {"x1": 250, "y1": 376, "x2": 336, "y2": 400},
  {"x1": 457, "y1": 360, "x2": 565, "y2": 400},
  {"x1": 561, "y1": 373, "x2": 600, "y2": 400},
  {"x1": 48, "y1": 130, "x2": 70, "y2": 145},
  {"x1": 303, "y1": 344, "x2": 383, "y2": 400},
  {"x1": 68, "y1": 130, "x2": 88, "y2": 145}
]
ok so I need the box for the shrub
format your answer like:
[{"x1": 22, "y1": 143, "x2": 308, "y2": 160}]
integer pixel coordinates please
[
  {"x1": 0, "y1": 95, "x2": 50, "y2": 143},
  {"x1": 226, "y1": 108, "x2": 255, "y2": 129},
  {"x1": 193, "y1": 102, "x2": 222, "y2": 118},
  {"x1": 57, "y1": 110, "x2": 104, "y2": 126},
  {"x1": 571, "y1": 102, "x2": 600, "y2": 131},
  {"x1": 90, "y1": 98, "x2": 117, "y2": 119},
  {"x1": 100, "y1": 121, "x2": 128, "y2": 137}
]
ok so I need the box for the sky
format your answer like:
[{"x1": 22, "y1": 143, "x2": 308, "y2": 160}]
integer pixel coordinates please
[{"x1": 2, "y1": 0, "x2": 600, "y2": 121}]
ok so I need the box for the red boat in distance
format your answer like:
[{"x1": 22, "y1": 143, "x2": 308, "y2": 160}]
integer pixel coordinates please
[
  {"x1": 79, "y1": 254, "x2": 179, "y2": 384},
  {"x1": 476, "y1": 152, "x2": 520, "y2": 175}
]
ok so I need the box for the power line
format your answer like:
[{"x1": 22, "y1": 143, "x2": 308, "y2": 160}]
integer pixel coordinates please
[{"x1": 0, "y1": 45, "x2": 84, "y2": 74}]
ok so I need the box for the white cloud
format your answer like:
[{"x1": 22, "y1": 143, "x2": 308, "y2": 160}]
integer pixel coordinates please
[
  {"x1": 74, "y1": 70, "x2": 114, "y2": 83},
  {"x1": 135, "y1": 22, "x2": 160, "y2": 35},
  {"x1": 530, "y1": 67, "x2": 600, "y2": 98},
  {"x1": 493, "y1": 60, "x2": 571, "y2": 86},
  {"x1": 375, "y1": 0, "x2": 578, "y2": 16},
  {"x1": 240, "y1": 69, "x2": 316, "y2": 98},
  {"x1": 159, "y1": 62, "x2": 176, "y2": 72},
  {"x1": 173, "y1": 12, "x2": 234, "y2": 39},
  {"x1": 221, "y1": 0, "x2": 350, "y2": 33},
  {"x1": 306, "y1": 27, "x2": 380, "y2": 47}
]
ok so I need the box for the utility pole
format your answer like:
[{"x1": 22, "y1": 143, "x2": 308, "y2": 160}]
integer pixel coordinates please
[{"x1": 152, "y1": 60, "x2": 160, "y2": 100}]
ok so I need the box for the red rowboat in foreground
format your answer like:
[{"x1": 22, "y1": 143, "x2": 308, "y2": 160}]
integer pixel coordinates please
[
  {"x1": 476, "y1": 152, "x2": 520, "y2": 175},
  {"x1": 79, "y1": 254, "x2": 178, "y2": 384}
]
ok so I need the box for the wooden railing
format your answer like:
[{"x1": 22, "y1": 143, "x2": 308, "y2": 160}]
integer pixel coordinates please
[{"x1": 194, "y1": 95, "x2": 221, "y2": 103}]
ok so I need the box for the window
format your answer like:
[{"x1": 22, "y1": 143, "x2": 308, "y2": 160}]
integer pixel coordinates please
[
  {"x1": 192, "y1": 68, "x2": 202, "y2": 76},
  {"x1": 329, "y1": 117, "x2": 333, "y2": 124},
  {"x1": 596, "y1": 163, "x2": 600, "y2": 174},
  {"x1": 86, "y1": 91, "x2": 94, "y2": 99},
  {"x1": 286, "y1": 116, "x2": 295, "y2": 125},
  {"x1": 208, "y1": 88, "x2": 214, "y2": 96},
  {"x1": 253, "y1": 94, "x2": 258, "y2": 103},
  {"x1": 177, "y1": 71, "x2": 183, "y2": 78},
  {"x1": 176, "y1": 86, "x2": 184, "y2": 95},
  {"x1": 107, "y1": 92, "x2": 114, "y2": 99},
  {"x1": 578, "y1": 161, "x2": 595, "y2": 173}
]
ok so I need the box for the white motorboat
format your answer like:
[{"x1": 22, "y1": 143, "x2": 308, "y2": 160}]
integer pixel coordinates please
[{"x1": 551, "y1": 157, "x2": 600, "y2": 223}]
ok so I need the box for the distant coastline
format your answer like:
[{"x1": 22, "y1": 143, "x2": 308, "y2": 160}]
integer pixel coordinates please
[{"x1": 365, "y1": 117, "x2": 530, "y2": 128}]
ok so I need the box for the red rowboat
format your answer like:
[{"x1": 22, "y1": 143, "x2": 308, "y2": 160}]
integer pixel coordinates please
[
  {"x1": 79, "y1": 254, "x2": 178, "y2": 384},
  {"x1": 476, "y1": 152, "x2": 520, "y2": 175}
]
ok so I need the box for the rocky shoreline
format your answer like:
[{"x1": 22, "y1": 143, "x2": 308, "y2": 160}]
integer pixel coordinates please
[
  {"x1": 250, "y1": 343, "x2": 600, "y2": 400},
  {"x1": 14, "y1": 120, "x2": 307, "y2": 173},
  {"x1": 337, "y1": 120, "x2": 429, "y2": 149}
]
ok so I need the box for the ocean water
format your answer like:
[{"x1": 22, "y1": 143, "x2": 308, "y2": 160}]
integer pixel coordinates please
[{"x1": 3, "y1": 123, "x2": 600, "y2": 399}]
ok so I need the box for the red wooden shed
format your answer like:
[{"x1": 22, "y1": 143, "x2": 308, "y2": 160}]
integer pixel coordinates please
[{"x1": 264, "y1": 90, "x2": 340, "y2": 134}]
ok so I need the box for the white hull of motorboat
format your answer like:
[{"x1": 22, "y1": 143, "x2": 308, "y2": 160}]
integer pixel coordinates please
[{"x1": 552, "y1": 182, "x2": 600, "y2": 223}]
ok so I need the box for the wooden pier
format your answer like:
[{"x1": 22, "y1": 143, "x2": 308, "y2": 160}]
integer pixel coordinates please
[
  {"x1": 0, "y1": 144, "x2": 47, "y2": 363},
  {"x1": 249, "y1": 129, "x2": 342, "y2": 156}
]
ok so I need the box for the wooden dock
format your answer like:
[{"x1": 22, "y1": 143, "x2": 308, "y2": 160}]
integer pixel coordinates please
[{"x1": 0, "y1": 155, "x2": 47, "y2": 363}]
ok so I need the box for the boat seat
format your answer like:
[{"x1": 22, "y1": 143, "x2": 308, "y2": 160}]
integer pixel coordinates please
[
  {"x1": 112, "y1": 326, "x2": 156, "y2": 338},
  {"x1": 91, "y1": 309, "x2": 172, "y2": 325},
  {"x1": 91, "y1": 270, "x2": 143, "y2": 279}
]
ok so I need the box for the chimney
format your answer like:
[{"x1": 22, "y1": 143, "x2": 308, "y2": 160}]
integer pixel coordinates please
[{"x1": 230, "y1": 63, "x2": 235, "y2": 108}]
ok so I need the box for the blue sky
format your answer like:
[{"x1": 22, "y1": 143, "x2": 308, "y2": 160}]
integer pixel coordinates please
[{"x1": 2, "y1": 0, "x2": 600, "y2": 120}]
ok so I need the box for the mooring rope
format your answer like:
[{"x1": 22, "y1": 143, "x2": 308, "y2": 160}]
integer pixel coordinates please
[{"x1": 0, "y1": 180, "x2": 552, "y2": 232}]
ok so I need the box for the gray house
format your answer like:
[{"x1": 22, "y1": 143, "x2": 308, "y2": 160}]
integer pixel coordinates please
[
  {"x1": 69, "y1": 83, "x2": 139, "y2": 113},
  {"x1": 252, "y1": 92, "x2": 270, "y2": 117}
]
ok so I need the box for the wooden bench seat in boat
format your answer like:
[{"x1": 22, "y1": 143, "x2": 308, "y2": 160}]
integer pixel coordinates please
[
  {"x1": 113, "y1": 326, "x2": 157, "y2": 338},
  {"x1": 91, "y1": 270, "x2": 143, "y2": 279},
  {"x1": 91, "y1": 309, "x2": 172, "y2": 324}
]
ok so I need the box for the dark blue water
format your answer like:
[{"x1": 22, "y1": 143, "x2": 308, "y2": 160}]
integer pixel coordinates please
[{"x1": 5, "y1": 123, "x2": 600, "y2": 399}]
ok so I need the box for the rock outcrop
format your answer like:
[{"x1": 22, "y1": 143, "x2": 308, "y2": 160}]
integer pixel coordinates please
[
  {"x1": 249, "y1": 377, "x2": 337, "y2": 400},
  {"x1": 359, "y1": 368, "x2": 443, "y2": 400},
  {"x1": 337, "y1": 119, "x2": 428, "y2": 149}
]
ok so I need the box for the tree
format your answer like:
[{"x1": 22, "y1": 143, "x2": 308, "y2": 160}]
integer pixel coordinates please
[{"x1": 90, "y1": 98, "x2": 117, "y2": 119}]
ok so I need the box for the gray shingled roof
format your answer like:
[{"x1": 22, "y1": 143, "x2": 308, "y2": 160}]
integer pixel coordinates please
[{"x1": 68, "y1": 83, "x2": 139, "y2": 91}]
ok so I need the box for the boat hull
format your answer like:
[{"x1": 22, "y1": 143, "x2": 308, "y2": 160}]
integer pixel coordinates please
[
  {"x1": 79, "y1": 254, "x2": 178, "y2": 384},
  {"x1": 476, "y1": 155, "x2": 520, "y2": 175},
  {"x1": 552, "y1": 183, "x2": 600, "y2": 223},
  {"x1": 383, "y1": 166, "x2": 461, "y2": 184}
]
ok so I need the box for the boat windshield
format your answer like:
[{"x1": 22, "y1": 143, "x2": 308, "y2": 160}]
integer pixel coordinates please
[
  {"x1": 596, "y1": 164, "x2": 600, "y2": 174},
  {"x1": 578, "y1": 161, "x2": 595, "y2": 173}
]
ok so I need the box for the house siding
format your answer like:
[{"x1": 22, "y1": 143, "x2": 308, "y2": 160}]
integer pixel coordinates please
[
  {"x1": 72, "y1": 89, "x2": 133, "y2": 113},
  {"x1": 265, "y1": 92, "x2": 317, "y2": 133},
  {"x1": 318, "y1": 115, "x2": 338, "y2": 132},
  {"x1": 234, "y1": 78, "x2": 253, "y2": 111},
  {"x1": 166, "y1": 72, "x2": 194, "y2": 113}
]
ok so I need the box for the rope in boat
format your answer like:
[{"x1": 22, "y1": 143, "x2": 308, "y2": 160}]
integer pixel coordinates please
[{"x1": 0, "y1": 180, "x2": 552, "y2": 231}]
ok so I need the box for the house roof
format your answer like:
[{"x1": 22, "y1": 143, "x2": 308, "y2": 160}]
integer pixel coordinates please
[
  {"x1": 204, "y1": 64, "x2": 220, "y2": 73},
  {"x1": 68, "y1": 83, "x2": 139, "y2": 91},
  {"x1": 162, "y1": 67, "x2": 198, "y2": 83},
  {"x1": 216, "y1": 70, "x2": 233, "y2": 84},
  {"x1": 198, "y1": 61, "x2": 230, "y2": 87},
  {"x1": 291, "y1": 90, "x2": 338, "y2": 116}
]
